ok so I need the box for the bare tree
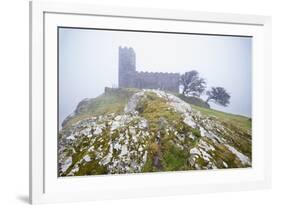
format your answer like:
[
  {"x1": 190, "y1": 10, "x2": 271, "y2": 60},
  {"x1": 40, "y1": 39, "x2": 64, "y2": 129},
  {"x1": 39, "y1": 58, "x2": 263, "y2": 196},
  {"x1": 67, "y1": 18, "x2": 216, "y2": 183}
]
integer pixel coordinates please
[
  {"x1": 180, "y1": 70, "x2": 206, "y2": 97},
  {"x1": 206, "y1": 87, "x2": 230, "y2": 107}
]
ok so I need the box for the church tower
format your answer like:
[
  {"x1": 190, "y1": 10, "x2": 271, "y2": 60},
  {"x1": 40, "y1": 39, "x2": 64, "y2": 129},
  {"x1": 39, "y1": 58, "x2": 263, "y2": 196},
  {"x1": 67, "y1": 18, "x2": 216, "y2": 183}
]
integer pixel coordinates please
[{"x1": 118, "y1": 46, "x2": 136, "y2": 88}]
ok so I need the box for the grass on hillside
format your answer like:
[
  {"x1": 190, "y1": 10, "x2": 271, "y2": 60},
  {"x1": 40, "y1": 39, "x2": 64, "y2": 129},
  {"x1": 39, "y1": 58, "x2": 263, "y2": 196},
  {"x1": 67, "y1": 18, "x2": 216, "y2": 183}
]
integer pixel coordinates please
[
  {"x1": 191, "y1": 104, "x2": 251, "y2": 133},
  {"x1": 138, "y1": 92, "x2": 197, "y2": 172},
  {"x1": 62, "y1": 88, "x2": 139, "y2": 129}
]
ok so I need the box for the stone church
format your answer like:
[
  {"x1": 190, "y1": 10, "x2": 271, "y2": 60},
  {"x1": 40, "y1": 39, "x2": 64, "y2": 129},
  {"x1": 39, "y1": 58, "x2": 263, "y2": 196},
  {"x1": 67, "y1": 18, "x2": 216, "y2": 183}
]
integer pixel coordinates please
[{"x1": 118, "y1": 46, "x2": 180, "y2": 93}]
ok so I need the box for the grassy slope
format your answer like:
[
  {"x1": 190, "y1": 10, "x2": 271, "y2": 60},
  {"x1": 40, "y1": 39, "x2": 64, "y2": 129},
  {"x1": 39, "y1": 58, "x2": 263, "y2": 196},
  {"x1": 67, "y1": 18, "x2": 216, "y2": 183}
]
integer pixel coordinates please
[
  {"x1": 135, "y1": 92, "x2": 191, "y2": 172},
  {"x1": 191, "y1": 104, "x2": 251, "y2": 133},
  {"x1": 64, "y1": 88, "x2": 251, "y2": 133},
  {"x1": 177, "y1": 94, "x2": 210, "y2": 109},
  {"x1": 139, "y1": 92, "x2": 252, "y2": 172},
  {"x1": 190, "y1": 104, "x2": 252, "y2": 163},
  {"x1": 62, "y1": 88, "x2": 138, "y2": 130}
]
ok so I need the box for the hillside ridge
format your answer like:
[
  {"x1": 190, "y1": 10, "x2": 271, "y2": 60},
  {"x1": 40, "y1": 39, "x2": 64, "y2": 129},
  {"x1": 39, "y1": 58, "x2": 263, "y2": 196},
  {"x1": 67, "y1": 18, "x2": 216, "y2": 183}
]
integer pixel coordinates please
[{"x1": 58, "y1": 88, "x2": 251, "y2": 176}]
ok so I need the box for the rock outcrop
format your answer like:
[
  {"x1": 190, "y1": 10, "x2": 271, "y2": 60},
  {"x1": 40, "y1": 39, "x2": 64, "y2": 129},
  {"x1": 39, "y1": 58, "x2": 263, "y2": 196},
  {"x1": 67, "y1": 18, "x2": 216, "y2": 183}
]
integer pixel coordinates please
[{"x1": 58, "y1": 89, "x2": 251, "y2": 176}]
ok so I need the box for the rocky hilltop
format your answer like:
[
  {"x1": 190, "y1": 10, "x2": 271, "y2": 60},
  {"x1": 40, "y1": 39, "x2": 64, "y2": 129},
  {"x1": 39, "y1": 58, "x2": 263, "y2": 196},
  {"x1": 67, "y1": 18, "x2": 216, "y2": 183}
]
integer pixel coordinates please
[{"x1": 58, "y1": 88, "x2": 251, "y2": 176}]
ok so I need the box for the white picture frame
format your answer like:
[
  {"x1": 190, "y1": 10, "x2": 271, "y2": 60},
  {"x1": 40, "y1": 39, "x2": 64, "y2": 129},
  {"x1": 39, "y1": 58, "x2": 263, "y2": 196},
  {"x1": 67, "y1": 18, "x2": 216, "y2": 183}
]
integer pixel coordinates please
[{"x1": 29, "y1": 1, "x2": 272, "y2": 204}]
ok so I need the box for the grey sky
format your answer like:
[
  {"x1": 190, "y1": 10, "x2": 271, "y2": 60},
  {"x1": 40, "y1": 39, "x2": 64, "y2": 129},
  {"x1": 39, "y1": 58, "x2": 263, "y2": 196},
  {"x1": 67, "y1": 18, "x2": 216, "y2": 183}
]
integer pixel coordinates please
[{"x1": 59, "y1": 28, "x2": 252, "y2": 126}]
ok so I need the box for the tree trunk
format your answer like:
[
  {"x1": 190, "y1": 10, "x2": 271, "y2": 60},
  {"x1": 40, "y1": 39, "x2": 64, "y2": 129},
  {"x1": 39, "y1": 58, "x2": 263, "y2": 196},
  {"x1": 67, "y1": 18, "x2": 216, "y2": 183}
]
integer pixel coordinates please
[{"x1": 182, "y1": 87, "x2": 187, "y2": 95}]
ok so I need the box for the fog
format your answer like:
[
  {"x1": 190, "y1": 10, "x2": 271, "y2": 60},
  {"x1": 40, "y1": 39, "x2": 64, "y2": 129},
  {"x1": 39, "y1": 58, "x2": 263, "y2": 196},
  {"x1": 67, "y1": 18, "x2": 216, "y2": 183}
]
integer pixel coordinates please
[{"x1": 59, "y1": 28, "x2": 252, "y2": 127}]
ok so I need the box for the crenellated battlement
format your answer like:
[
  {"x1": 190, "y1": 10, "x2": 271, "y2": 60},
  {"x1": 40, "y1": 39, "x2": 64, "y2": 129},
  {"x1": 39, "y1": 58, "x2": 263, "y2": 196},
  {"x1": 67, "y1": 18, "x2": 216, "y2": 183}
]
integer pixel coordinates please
[
  {"x1": 118, "y1": 47, "x2": 180, "y2": 92},
  {"x1": 137, "y1": 71, "x2": 180, "y2": 76}
]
